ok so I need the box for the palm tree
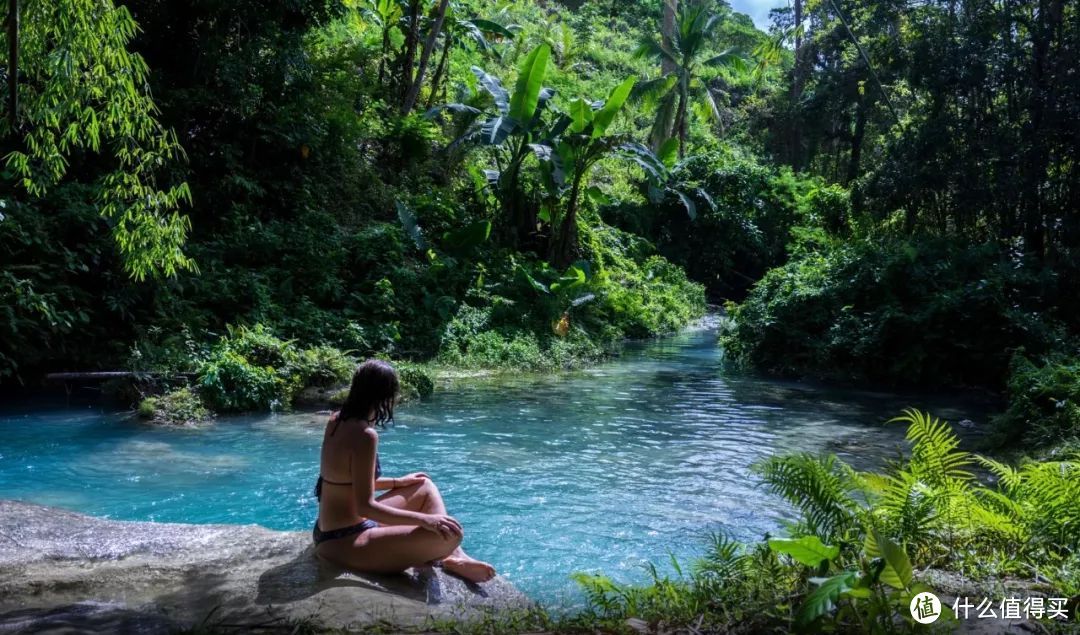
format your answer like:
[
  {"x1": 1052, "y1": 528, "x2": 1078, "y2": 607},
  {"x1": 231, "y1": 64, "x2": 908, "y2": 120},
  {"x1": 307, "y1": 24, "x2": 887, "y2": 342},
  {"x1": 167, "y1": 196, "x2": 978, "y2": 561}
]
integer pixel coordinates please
[{"x1": 634, "y1": 0, "x2": 744, "y2": 156}]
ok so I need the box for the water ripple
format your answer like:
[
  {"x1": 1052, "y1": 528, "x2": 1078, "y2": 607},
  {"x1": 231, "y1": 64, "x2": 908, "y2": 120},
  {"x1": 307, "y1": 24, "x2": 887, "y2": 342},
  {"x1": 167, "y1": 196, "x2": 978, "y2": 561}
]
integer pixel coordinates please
[{"x1": 0, "y1": 327, "x2": 994, "y2": 608}]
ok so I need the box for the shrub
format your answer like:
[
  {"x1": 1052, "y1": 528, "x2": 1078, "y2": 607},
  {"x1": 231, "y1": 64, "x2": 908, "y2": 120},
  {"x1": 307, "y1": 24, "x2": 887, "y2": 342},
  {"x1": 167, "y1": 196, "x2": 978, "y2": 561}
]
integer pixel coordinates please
[
  {"x1": 437, "y1": 303, "x2": 609, "y2": 371},
  {"x1": 993, "y1": 354, "x2": 1080, "y2": 448},
  {"x1": 397, "y1": 362, "x2": 435, "y2": 400},
  {"x1": 295, "y1": 345, "x2": 356, "y2": 388},
  {"x1": 137, "y1": 387, "x2": 211, "y2": 426},
  {"x1": 195, "y1": 324, "x2": 363, "y2": 411},
  {"x1": 583, "y1": 227, "x2": 707, "y2": 339},
  {"x1": 604, "y1": 151, "x2": 848, "y2": 301},
  {"x1": 198, "y1": 348, "x2": 288, "y2": 412},
  {"x1": 723, "y1": 239, "x2": 1069, "y2": 388},
  {"x1": 224, "y1": 324, "x2": 298, "y2": 369}
]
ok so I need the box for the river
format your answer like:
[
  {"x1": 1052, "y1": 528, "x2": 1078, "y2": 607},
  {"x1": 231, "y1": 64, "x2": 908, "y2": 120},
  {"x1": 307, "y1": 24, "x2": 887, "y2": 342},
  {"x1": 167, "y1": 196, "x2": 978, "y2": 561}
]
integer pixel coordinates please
[{"x1": 0, "y1": 323, "x2": 991, "y2": 607}]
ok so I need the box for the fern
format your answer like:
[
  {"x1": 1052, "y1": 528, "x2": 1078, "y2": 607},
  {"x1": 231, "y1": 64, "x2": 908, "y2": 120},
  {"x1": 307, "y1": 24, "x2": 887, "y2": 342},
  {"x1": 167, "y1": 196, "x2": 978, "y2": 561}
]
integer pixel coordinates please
[
  {"x1": 890, "y1": 408, "x2": 974, "y2": 485},
  {"x1": 755, "y1": 453, "x2": 860, "y2": 542},
  {"x1": 693, "y1": 532, "x2": 747, "y2": 584},
  {"x1": 869, "y1": 469, "x2": 939, "y2": 550}
]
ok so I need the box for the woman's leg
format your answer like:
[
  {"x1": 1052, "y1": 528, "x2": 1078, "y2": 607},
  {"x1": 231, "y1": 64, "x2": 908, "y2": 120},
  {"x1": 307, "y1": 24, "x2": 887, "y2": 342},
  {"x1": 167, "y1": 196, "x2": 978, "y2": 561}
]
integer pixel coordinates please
[
  {"x1": 316, "y1": 524, "x2": 461, "y2": 573},
  {"x1": 377, "y1": 479, "x2": 496, "y2": 582}
]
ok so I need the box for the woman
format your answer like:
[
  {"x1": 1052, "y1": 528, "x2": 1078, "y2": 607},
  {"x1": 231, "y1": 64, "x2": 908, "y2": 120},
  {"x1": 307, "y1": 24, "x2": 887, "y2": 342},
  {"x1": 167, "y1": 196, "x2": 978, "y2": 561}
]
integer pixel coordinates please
[{"x1": 312, "y1": 359, "x2": 496, "y2": 583}]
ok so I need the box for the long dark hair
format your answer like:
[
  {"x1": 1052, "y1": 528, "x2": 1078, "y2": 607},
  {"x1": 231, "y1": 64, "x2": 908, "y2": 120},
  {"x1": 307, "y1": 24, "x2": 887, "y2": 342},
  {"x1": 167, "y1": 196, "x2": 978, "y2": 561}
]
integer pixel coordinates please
[{"x1": 336, "y1": 359, "x2": 399, "y2": 428}]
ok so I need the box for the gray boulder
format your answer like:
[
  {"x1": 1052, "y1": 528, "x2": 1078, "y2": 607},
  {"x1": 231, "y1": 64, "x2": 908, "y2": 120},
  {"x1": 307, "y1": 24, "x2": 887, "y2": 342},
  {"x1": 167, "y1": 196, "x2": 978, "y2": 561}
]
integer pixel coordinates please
[{"x1": 0, "y1": 500, "x2": 530, "y2": 633}]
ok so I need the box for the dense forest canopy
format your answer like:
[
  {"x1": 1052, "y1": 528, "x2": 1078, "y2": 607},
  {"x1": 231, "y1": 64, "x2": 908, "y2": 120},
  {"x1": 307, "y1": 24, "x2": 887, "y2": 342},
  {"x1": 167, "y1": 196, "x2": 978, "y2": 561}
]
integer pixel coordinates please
[{"x1": 0, "y1": 0, "x2": 1077, "y2": 446}]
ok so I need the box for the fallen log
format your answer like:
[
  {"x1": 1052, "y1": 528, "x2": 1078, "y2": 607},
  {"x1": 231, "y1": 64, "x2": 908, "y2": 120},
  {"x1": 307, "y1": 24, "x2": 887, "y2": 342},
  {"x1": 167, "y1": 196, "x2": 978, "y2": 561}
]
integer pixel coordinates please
[{"x1": 44, "y1": 372, "x2": 196, "y2": 382}]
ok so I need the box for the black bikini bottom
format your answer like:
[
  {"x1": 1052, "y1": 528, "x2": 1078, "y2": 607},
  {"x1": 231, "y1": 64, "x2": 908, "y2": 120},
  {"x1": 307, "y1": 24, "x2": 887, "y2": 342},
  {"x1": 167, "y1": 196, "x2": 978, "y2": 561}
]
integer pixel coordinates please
[{"x1": 312, "y1": 518, "x2": 378, "y2": 545}]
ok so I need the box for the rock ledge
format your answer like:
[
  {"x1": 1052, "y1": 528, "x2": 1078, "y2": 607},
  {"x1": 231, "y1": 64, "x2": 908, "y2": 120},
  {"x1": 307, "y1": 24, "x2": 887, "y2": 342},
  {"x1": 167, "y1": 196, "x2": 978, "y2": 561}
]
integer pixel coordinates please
[{"x1": 0, "y1": 500, "x2": 529, "y2": 633}]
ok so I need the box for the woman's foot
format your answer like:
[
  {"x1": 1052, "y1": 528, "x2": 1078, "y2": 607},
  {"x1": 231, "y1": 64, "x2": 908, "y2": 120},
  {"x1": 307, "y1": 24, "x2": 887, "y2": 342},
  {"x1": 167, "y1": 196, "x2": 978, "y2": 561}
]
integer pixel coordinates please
[{"x1": 441, "y1": 556, "x2": 496, "y2": 583}]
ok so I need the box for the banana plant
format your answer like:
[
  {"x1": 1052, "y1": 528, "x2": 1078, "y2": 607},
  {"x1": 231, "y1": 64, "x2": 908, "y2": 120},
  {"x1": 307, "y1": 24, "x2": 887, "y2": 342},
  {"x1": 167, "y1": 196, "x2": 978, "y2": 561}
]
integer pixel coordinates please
[
  {"x1": 362, "y1": 0, "x2": 404, "y2": 88},
  {"x1": 424, "y1": 7, "x2": 516, "y2": 109},
  {"x1": 528, "y1": 76, "x2": 637, "y2": 268},
  {"x1": 617, "y1": 140, "x2": 716, "y2": 222},
  {"x1": 432, "y1": 43, "x2": 555, "y2": 247}
]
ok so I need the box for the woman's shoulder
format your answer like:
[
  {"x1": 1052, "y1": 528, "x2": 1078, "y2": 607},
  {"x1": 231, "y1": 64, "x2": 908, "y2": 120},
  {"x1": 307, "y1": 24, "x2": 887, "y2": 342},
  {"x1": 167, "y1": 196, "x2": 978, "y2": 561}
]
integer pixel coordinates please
[{"x1": 331, "y1": 412, "x2": 378, "y2": 444}]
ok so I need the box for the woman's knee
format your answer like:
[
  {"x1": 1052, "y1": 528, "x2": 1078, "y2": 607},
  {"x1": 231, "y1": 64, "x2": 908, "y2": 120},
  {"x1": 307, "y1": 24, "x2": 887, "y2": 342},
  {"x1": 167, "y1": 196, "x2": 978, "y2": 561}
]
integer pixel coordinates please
[{"x1": 434, "y1": 533, "x2": 462, "y2": 558}]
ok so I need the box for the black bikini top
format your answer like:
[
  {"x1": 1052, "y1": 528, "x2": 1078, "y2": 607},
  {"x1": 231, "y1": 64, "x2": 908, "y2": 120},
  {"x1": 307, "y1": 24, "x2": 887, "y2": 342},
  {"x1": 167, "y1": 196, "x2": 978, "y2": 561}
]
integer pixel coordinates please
[{"x1": 314, "y1": 453, "x2": 380, "y2": 501}]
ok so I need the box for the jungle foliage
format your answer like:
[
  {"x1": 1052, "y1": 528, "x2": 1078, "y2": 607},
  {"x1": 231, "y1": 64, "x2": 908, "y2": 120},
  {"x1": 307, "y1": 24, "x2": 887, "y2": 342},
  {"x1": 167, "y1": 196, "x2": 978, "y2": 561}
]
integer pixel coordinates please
[{"x1": 2, "y1": 0, "x2": 1079, "y2": 629}]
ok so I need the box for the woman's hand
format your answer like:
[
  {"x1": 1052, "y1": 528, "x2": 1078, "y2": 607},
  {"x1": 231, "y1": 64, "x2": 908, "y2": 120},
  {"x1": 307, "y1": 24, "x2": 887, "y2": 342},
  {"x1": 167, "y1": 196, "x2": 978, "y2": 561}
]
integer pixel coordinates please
[
  {"x1": 392, "y1": 473, "x2": 430, "y2": 488},
  {"x1": 420, "y1": 513, "x2": 463, "y2": 540}
]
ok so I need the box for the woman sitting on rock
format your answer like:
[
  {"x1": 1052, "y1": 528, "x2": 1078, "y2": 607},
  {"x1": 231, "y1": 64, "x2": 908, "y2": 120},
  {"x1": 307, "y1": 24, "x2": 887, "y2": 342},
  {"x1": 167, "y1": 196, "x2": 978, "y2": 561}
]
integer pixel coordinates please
[{"x1": 313, "y1": 359, "x2": 496, "y2": 583}]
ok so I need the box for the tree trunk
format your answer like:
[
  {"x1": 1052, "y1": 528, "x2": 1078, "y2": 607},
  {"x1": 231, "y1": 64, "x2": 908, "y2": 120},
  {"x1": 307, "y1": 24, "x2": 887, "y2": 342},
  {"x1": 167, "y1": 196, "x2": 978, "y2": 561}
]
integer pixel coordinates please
[
  {"x1": 398, "y1": 0, "x2": 423, "y2": 104},
  {"x1": 661, "y1": 0, "x2": 678, "y2": 75},
  {"x1": 425, "y1": 32, "x2": 452, "y2": 110},
  {"x1": 551, "y1": 170, "x2": 585, "y2": 268},
  {"x1": 6, "y1": 0, "x2": 17, "y2": 131},
  {"x1": 377, "y1": 24, "x2": 391, "y2": 87},
  {"x1": 846, "y1": 95, "x2": 866, "y2": 184},
  {"x1": 402, "y1": 0, "x2": 451, "y2": 114},
  {"x1": 789, "y1": 0, "x2": 803, "y2": 169},
  {"x1": 674, "y1": 76, "x2": 688, "y2": 158}
]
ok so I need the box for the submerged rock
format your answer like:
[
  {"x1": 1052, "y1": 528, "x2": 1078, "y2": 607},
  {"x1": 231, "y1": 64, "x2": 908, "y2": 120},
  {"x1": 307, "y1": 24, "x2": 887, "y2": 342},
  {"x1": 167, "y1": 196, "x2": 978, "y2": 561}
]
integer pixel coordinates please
[{"x1": 0, "y1": 500, "x2": 530, "y2": 633}]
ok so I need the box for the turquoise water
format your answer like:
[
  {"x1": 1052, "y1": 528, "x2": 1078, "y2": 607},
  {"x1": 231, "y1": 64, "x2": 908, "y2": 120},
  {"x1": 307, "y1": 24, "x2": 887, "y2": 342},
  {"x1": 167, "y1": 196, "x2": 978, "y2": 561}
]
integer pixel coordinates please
[{"x1": 0, "y1": 326, "x2": 987, "y2": 607}]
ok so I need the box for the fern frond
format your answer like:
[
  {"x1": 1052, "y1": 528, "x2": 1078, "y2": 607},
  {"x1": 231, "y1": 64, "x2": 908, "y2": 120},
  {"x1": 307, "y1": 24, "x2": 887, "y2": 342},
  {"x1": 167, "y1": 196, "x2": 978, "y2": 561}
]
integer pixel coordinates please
[
  {"x1": 890, "y1": 409, "x2": 974, "y2": 485},
  {"x1": 975, "y1": 455, "x2": 1023, "y2": 492},
  {"x1": 755, "y1": 453, "x2": 861, "y2": 541},
  {"x1": 873, "y1": 470, "x2": 939, "y2": 546}
]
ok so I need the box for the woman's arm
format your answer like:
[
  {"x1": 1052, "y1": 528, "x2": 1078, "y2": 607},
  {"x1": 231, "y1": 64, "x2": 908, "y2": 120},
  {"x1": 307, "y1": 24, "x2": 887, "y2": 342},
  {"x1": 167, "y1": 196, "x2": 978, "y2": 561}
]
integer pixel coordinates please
[
  {"x1": 352, "y1": 428, "x2": 427, "y2": 526},
  {"x1": 352, "y1": 430, "x2": 462, "y2": 539},
  {"x1": 374, "y1": 473, "x2": 429, "y2": 491}
]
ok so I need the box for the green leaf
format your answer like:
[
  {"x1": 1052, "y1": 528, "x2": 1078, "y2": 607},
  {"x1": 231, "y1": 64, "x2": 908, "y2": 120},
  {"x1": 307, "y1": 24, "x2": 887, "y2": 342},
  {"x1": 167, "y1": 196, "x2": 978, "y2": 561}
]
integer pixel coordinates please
[
  {"x1": 509, "y1": 44, "x2": 551, "y2": 124},
  {"x1": 843, "y1": 586, "x2": 872, "y2": 599},
  {"x1": 657, "y1": 137, "x2": 680, "y2": 167},
  {"x1": 585, "y1": 186, "x2": 610, "y2": 205},
  {"x1": 471, "y1": 67, "x2": 510, "y2": 114},
  {"x1": 767, "y1": 536, "x2": 840, "y2": 568},
  {"x1": 550, "y1": 263, "x2": 587, "y2": 293},
  {"x1": 442, "y1": 220, "x2": 492, "y2": 252},
  {"x1": 568, "y1": 97, "x2": 593, "y2": 134},
  {"x1": 395, "y1": 201, "x2": 425, "y2": 250},
  {"x1": 874, "y1": 531, "x2": 913, "y2": 589},
  {"x1": 479, "y1": 116, "x2": 516, "y2": 145},
  {"x1": 617, "y1": 142, "x2": 668, "y2": 183},
  {"x1": 516, "y1": 265, "x2": 549, "y2": 294},
  {"x1": 466, "y1": 18, "x2": 516, "y2": 40},
  {"x1": 675, "y1": 190, "x2": 697, "y2": 221},
  {"x1": 591, "y1": 76, "x2": 636, "y2": 138},
  {"x1": 797, "y1": 572, "x2": 859, "y2": 626}
]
